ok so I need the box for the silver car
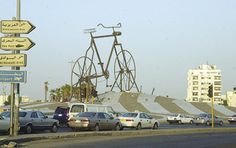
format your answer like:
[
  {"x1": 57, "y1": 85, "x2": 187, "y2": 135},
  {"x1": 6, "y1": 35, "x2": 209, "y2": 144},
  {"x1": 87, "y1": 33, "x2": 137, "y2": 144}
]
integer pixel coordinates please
[
  {"x1": 0, "y1": 115, "x2": 10, "y2": 133},
  {"x1": 118, "y1": 112, "x2": 159, "y2": 130},
  {"x1": 193, "y1": 113, "x2": 223, "y2": 126},
  {"x1": 68, "y1": 112, "x2": 121, "y2": 131},
  {"x1": 4, "y1": 110, "x2": 59, "y2": 134}
]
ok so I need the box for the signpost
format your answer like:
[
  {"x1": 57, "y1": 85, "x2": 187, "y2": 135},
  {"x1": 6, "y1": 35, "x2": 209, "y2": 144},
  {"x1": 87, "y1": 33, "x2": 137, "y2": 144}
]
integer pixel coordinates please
[
  {"x1": 0, "y1": 20, "x2": 35, "y2": 34},
  {"x1": 0, "y1": 53, "x2": 27, "y2": 67},
  {"x1": 0, "y1": 70, "x2": 27, "y2": 83},
  {"x1": 0, "y1": 37, "x2": 35, "y2": 50},
  {"x1": 0, "y1": 0, "x2": 35, "y2": 136}
]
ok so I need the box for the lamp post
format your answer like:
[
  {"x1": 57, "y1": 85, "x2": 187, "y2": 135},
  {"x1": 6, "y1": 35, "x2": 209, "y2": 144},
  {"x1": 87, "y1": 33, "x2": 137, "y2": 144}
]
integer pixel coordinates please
[{"x1": 44, "y1": 81, "x2": 49, "y2": 102}]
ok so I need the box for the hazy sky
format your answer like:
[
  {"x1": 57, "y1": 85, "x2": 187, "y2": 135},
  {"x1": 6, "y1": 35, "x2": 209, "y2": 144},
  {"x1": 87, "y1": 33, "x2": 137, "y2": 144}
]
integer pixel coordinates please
[{"x1": 0, "y1": 0, "x2": 236, "y2": 100}]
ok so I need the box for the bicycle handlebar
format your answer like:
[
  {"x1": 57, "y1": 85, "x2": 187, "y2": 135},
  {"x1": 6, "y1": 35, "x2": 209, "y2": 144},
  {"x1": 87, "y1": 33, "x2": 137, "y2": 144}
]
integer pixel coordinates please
[{"x1": 97, "y1": 23, "x2": 122, "y2": 29}]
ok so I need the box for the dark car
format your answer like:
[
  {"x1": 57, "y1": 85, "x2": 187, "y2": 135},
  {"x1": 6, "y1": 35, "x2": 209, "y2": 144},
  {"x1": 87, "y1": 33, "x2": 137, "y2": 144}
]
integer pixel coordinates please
[{"x1": 53, "y1": 106, "x2": 69, "y2": 126}]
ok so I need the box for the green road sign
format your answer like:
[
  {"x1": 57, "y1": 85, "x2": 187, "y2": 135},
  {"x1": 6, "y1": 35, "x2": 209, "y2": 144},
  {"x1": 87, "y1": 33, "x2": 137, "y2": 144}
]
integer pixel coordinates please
[{"x1": 0, "y1": 37, "x2": 35, "y2": 50}]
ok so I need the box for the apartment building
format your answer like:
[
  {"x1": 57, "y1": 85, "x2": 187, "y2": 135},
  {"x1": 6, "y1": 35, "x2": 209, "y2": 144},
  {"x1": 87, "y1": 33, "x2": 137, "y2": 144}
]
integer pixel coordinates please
[
  {"x1": 186, "y1": 64, "x2": 222, "y2": 104},
  {"x1": 226, "y1": 88, "x2": 236, "y2": 107}
]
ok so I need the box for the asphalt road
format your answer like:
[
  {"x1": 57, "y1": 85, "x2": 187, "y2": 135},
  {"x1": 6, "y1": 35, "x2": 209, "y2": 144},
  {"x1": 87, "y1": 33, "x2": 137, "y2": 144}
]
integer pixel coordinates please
[{"x1": 21, "y1": 132, "x2": 236, "y2": 148}]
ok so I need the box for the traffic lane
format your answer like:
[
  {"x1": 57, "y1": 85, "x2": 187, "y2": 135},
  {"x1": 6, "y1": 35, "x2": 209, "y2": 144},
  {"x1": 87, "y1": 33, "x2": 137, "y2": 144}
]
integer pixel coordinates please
[
  {"x1": 160, "y1": 122, "x2": 236, "y2": 129},
  {"x1": 21, "y1": 132, "x2": 236, "y2": 148}
]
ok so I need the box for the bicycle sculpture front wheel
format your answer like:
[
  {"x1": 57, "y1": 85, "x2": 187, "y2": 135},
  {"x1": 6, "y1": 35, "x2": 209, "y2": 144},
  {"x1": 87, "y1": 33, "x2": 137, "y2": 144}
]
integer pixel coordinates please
[
  {"x1": 114, "y1": 50, "x2": 136, "y2": 91},
  {"x1": 71, "y1": 56, "x2": 97, "y2": 100}
]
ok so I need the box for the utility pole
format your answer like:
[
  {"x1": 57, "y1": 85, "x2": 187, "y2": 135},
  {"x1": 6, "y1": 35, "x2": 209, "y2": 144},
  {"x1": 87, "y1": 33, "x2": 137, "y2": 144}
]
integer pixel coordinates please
[
  {"x1": 13, "y1": 0, "x2": 21, "y2": 136},
  {"x1": 44, "y1": 81, "x2": 49, "y2": 102}
]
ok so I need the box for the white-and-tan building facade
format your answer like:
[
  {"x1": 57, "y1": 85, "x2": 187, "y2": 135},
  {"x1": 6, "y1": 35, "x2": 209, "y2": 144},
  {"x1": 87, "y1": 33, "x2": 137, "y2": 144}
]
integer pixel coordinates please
[
  {"x1": 226, "y1": 88, "x2": 236, "y2": 107},
  {"x1": 186, "y1": 64, "x2": 222, "y2": 104}
]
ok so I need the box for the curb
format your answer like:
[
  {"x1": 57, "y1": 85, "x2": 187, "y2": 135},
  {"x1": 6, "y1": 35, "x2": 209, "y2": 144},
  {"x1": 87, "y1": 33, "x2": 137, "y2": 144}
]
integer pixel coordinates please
[{"x1": 1, "y1": 128, "x2": 236, "y2": 146}]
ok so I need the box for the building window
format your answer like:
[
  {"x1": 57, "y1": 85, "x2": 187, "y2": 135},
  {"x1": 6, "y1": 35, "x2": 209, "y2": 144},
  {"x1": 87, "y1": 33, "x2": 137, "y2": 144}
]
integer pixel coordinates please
[
  {"x1": 193, "y1": 92, "x2": 198, "y2": 96},
  {"x1": 193, "y1": 97, "x2": 198, "y2": 101},
  {"x1": 214, "y1": 87, "x2": 221, "y2": 91},
  {"x1": 193, "y1": 81, "x2": 198, "y2": 85},
  {"x1": 193, "y1": 87, "x2": 198, "y2": 90},
  {"x1": 214, "y1": 76, "x2": 221, "y2": 80},
  {"x1": 214, "y1": 92, "x2": 221, "y2": 96},
  {"x1": 193, "y1": 76, "x2": 198, "y2": 80},
  {"x1": 214, "y1": 81, "x2": 221, "y2": 85}
]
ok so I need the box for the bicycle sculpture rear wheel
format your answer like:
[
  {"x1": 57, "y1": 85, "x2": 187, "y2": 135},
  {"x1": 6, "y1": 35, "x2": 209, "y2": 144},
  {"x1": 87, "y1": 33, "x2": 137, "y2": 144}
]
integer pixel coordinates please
[{"x1": 113, "y1": 50, "x2": 136, "y2": 91}]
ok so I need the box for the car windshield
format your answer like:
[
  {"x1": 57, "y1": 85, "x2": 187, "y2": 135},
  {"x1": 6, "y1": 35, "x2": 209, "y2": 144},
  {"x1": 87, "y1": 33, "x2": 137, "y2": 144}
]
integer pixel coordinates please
[
  {"x1": 77, "y1": 112, "x2": 96, "y2": 118},
  {"x1": 122, "y1": 113, "x2": 138, "y2": 118}
]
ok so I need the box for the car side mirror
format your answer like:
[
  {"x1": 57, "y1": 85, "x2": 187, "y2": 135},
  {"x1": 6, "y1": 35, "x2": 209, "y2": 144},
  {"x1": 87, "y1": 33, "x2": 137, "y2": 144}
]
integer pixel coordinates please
[{"x1": 44, "y1": 116, "x2": 48, "y2": 119}]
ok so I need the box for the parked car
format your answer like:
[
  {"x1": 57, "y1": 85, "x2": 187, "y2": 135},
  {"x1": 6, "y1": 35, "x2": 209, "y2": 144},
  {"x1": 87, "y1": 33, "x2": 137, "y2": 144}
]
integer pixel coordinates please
[
  {"x1": 228, "y1": 115, "x2": 236, "y2": 124},
  {"x1": 3, "y1": 110, "x2": 59, "y2": 134},
  {"x1": 68, "y1": 112, "x2": 121, "y2": 131},
  {"x1": 167, "y1": 114, "x2": 194, "y2": 124},
  {"x1": 118, "y1": 112, "x2": 159, "y2": 130},
  {"x1": 68, "y1": 103, "x2": 116, "y2": 120},
  {"x1": 53, "y1": 106, "x2": 69, "y2": 126},
  {"x1": 0, "y1": 111, "x2": 10, "y2": 118},
  {"x1": 0, "y1": 115, "x2": 10, "y2": 133},
  {"x1": 193, "y1": 113, "x2": 223, "y2": 126}
]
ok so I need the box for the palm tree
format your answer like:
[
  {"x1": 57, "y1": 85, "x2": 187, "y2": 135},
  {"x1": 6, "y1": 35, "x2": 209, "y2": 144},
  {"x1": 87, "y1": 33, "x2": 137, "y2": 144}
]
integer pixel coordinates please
[
  {"x1": 61, "y1": 84, "x2": 71, "y2": 102},
  {"x1": 49, "y1": 89, "x2": 56, "y2": 102}
]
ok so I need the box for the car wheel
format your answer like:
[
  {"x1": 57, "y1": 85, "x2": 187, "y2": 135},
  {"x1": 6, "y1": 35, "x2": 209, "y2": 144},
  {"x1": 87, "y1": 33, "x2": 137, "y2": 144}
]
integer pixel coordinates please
[
  {"x1": 95, "y1": 124, "x2": 100, "y2": 131},
  {"x1": 114, "y1": 123, "x2": 121, "y2": 131},
  {"x1": 51, "y1": 124, "x2": 58, "y2": 133},
  {"x1": 7, "y1": 128, "x2": 10, "y2": 135},
  {"x1": 25, "y1": 125, "x2": 32, "y2": 134},
  {"x1": 136, "y1": 123, "x2": 142, "y2": 130},
  {"x1": 190, "y1": 120, "x2": 193, "y2": 124},
  {"x1": 178, "y1": 120, "x2": 182, "y2": 124},
  {"x1": 206, "y1": 121, "x2": 210, "y2": 126},
  {"x1": 219, "y1": 121, "x2": 223, "y2": 126},
  {"x1": 153, "y1": 123, "x2": 158, "y2": 130}
]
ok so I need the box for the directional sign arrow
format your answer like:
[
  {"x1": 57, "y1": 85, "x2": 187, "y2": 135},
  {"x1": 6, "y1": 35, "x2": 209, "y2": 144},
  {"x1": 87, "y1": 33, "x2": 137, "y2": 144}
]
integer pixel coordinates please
[
  {"x1": 0, "y1": 53, "x2": 27, "y2": 67},
  {"x1": 0, "y1": 37, "x2": 35, "y2": 51},
  {"x1": 0, "y1": 20, "x2": 35, "y2": 34}
]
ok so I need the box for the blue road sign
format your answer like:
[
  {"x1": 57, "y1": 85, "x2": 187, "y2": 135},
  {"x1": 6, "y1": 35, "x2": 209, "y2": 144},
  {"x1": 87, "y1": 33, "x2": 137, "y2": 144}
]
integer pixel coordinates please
[{"x1": 0, "y1": 70, "x2": 27, "y2": 83}]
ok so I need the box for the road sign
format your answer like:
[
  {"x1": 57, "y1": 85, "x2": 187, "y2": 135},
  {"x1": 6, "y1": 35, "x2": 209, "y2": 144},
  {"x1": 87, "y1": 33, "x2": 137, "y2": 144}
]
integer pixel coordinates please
[
  {"x1": 0, "y1": 53, "x2": 27, "y2": 67},
  {"x1": 0, "y1": 20, "x2": 35, "y2": 34},
  {"x1": 0, "y1": 37, "x2": 35, "y2": 50},
  {"x1": 0, "y1": 70, "x2": 27, "y2": 83}
]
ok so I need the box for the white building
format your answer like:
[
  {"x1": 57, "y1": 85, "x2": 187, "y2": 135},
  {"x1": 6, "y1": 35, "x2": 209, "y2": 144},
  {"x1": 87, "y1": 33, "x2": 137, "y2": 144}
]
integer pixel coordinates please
[
  {"x1": 226, "y1": 88, "x2": 236, "y2": 107},
  {"x1": 0, "y1": 95, "x2": 8, "y2": 106},
  {"x1": 186, "y1": 64, "x2": 222, "y2": 104}
]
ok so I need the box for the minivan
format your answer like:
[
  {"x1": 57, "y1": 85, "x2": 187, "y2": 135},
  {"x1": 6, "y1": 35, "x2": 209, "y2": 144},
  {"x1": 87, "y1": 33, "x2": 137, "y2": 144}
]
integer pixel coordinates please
[{"x1": 68, "y1": 103, "x2": 116, "y2": 119}]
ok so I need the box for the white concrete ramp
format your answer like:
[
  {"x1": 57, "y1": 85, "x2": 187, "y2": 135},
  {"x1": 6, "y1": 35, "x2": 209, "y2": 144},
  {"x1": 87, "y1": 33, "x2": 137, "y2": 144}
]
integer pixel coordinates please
[
  {"x1": 173, "y1": 100, "x2": 204, "y2": 115},
  {"x1": 99, "y1": 91, "x2": 128, "y2": 113},
  {"x1": 207, "y1": 103, "x2": 235, "y2": 116},
  {"x1": 137, "y1": 93, "x2": 170, "y2": 114}
]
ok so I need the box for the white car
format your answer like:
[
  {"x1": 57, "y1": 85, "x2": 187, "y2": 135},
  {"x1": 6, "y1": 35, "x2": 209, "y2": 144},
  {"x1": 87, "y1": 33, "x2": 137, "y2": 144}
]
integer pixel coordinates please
[
  {"x1": 0, "y1": 115, "x2": 10, "y2": 133},
  {"x1": 118, "y1": 112, "x2": 159, "y2": 130},
  {"x1": 167, "y1": 114, "x2": 194, "y2": 124},
  {"x1": 228, "y1": 115, "x2": 236, "y2": 124}
]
